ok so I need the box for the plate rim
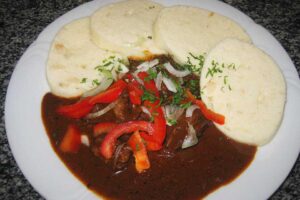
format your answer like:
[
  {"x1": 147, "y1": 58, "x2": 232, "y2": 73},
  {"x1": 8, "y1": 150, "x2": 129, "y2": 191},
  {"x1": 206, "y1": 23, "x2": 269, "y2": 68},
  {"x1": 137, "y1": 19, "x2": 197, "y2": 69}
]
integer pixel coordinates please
[{"x1": 4, "y1": 0, "x2": 300, "y2": 200}]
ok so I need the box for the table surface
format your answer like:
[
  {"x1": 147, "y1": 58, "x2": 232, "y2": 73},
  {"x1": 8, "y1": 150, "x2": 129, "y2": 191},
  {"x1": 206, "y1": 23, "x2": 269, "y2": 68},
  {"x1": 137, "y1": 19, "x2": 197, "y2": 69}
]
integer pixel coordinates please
[{"x1": 0, "y1": 0, "x2": 299, "y2": 199}]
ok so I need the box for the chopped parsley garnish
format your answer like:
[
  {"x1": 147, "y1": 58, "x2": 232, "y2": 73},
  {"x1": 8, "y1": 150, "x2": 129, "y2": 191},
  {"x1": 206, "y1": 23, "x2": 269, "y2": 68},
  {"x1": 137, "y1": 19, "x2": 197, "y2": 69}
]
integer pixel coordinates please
[
  {"x1": 180, "y1": 102, "x2": 192, "y2": 109},
  {"x1": 228, "y1": 63, "x2": 236, "y2": 70},
  {"x1": 80, "y1": 78, "x2": 87, "y2": 83},
  {"x1": 103, "y1": 61, "x2": 112, "y2": 67},
  {"x1": 161, "y1": 69, "x2": 169, "y2": 78},
  {"x1": 167, "y1": 118, "x2": 177, "y2": 126},
  {"x1": 141, "y1": 90, "x2": 157, "y2": 103},
  {"x1": 92, "y1": 79, "x2": 100, "y2": 86},
  {"x1": 206, "y1": 60, "x2": 223, "y2": 78},
  {"x1": 205, "y1": 61, "x2": 236, "y2": 91},
  {"x1": 148, "y1": 6, "x2": 155, "y2": 9},
  {"x1": 205, "y1": 61, "x2": 236, "y2": 78},
  {"x1": 147, "y1": 35, "x2": 153, "y2": 39},
  {"x1": 145, "y1": 68, "x2": 157, "y2": 81},
  {"x1": 223, "y1": 75, "x2": 228, "y2": 85},
  {"x1": 187, "y1": 79, "x2": 200, "y2": 97},
  {"x1": 116, "y1": 65, "x2": 123, "y2": 73},
  {"x1": 171, "y1": 80, "x2": 184, "y2": 106},
  {"x1": 182, "y1": 53, "x2": 206, "y2": 74},
  {"x1": 95, "y1": 56, "x2": 127, "y2": 73}
]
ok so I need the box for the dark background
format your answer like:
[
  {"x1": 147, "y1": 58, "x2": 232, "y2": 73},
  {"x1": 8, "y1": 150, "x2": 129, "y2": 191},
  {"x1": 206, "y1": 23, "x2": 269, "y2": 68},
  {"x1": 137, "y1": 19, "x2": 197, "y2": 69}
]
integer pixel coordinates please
[{"x1": 0, "y1": 0, "x2": 299, "y2": 199}]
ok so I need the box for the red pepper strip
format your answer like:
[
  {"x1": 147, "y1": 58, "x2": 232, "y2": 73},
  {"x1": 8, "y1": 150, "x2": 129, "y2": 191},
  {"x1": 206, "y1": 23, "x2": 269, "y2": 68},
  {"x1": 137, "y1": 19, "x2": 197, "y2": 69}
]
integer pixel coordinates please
[
  {"x1": 89, "y1": 79, "x2": 127, "y2": 104},
  {"x1": 60, "y1": 124, "x2": 81, "y2": 153},
  {"x1": 125, "y1": 73, "x2": 134, "y2": 81},
  {"x1": 186, "y1": 90, "x2": 225, "y2": 125},
  {"x1": 93, "y1": 122, "x2": 117, "y2": 137},
  {"x1": 56, "y1": 97, "x2": 93, "y2": 119},
  {"x1": 139, "y1": 132, "x2": 162, "y2": 151},
  {"x1": 128, "y1": 81, "x2": 143, "y2": 105},
  {"x1": 143, "y1": 101, "x2": 166, "y2": 144},
  {"x1": 138, "y1": 72, "x2": 159, "y2": 96},
  {"x1": 57, "y1": 80, "x2": 127, "y2": 118},
  {"x1": 138, "y1": 72, "x2": 166, "y2": 150},
  {"x1": 100, "y1": 121, "x2": 155, "y2": 159},
  {"x1": 128, "y1": 131, "x2": 150, "y2": 173}
]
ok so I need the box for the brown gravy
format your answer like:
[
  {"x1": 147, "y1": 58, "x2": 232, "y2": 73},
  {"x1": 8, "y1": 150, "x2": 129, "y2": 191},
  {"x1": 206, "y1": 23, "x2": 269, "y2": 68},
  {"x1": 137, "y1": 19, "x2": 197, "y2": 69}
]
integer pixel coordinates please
[{"x1": 42, "y1": 93, "x2": 256, "y2": 200}]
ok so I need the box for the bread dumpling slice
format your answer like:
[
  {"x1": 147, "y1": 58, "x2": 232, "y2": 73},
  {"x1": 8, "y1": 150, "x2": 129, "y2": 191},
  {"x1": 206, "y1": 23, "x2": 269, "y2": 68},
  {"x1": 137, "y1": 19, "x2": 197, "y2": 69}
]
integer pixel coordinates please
[
  {"x1": 47, "y1": 18, "x2": 126, "y2": 98},
  {"x1": 90, "y1": 0, "x2": 165, "y2": 57},
  {"x1": 154, "y1": 6, "x2": 251, "y2": 67},
  {"x1": 200, "y1": 38, "x2": 286, "y2": 146}
]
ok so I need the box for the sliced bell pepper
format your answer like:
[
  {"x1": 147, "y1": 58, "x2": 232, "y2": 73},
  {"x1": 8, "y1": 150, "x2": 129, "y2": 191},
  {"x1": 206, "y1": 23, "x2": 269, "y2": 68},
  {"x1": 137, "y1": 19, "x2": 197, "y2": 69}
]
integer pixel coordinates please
[
  {"x1": 57, "y1": 80, "x2": 127, "y2": 118},
  {"x1": 100, "y1": 121, "x2": 155, "y2": 159},
  {"x1": 89, "y1": 79, "x2": 127, "y2": 104},
  {"x1": 128, "y1": 81, "x2": 143, "y2": 105},
  {"x1": 125, "y1": 73, "x2": 134, "y2": 81},
  {"x1": 93, "y1": 122, "x2": 117, "y2": 137},
  {"x1": 60, "y1": 124, "x2": 81, "y2": 153},
  {"x1": 56, "y1": 97, "x2": 93, "y2": 119},
  {"x1": 143, "y1": 101, "x2": 166, "y2": 144},
  {"x1": 128, "y1": 131, "x2": 150, "y2": 173},
  {"x1": 139, "y1": 132, "x2": 162, "y2": 151},
  {"x1": 138, "y1": 72, "x2": 159, "y2": 97},
  {"x1": 186, "y1": 90, "x2": 225, "y2": 125},
  {"x1": 138, "y1": 72, "x2": 166, "y2": 150}
]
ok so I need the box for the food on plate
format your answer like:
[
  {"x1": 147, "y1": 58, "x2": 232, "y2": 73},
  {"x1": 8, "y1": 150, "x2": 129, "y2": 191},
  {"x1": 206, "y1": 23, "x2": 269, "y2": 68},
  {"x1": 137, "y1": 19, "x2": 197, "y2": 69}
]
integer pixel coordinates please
[
  {"x1": 153, "y1": 6, "x2": 251, "y2": 65},
  {"x1": 41, "y1": 0, "x2": 286, "y2": 199},
  {"x1": 46, "y1": 17, "x2": 127, "y2": 98},
  {"x1": 42, "y1": 55, "x2": 256, "y2": 200},
  {"x1": 200, "y1": 38, "x2": 286, "y2": 146},
  {"x1": 90, "y1": 0, "x2": 165, "y2": 57}
]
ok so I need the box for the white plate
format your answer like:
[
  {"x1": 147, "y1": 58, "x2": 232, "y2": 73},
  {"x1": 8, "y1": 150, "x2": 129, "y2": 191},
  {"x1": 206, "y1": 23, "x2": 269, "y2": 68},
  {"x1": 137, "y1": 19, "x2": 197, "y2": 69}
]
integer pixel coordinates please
[{"x1": 5, "y1": 0, "x2": 300, "y2": 199}]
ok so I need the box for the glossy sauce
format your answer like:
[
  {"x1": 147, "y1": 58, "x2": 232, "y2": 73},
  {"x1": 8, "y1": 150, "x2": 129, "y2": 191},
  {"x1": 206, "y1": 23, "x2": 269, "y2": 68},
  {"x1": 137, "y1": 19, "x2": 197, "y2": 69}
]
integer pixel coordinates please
[{"x1": 42, "y1": 93, "x2": 256, "y2": 200}]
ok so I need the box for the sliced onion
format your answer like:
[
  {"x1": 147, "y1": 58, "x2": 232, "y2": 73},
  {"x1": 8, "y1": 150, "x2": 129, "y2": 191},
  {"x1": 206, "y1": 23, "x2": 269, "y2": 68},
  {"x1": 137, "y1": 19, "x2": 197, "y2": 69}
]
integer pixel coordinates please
[
  {"x1": 155, "y1": 72, "x2": 163, "y2": 90},
  {"x1": 164, "y1": 105, "x2": 184, "y2": 126},
  {"x1": 85, "y1": 101, "x2": 117, "y2": 119},
  {"x1": 82, "y1": 78, "x2": 113, "y2": 98},
  {"x1": 113, "y1": 143, "x2": 126, "y2": 169},
  {"x1": 136, "y1": 63, "x2": 149, "y2": 72},
  {"x1": 163, "y1": 62, "x2": 190, "y2": 77},
  {"x1": 185, "y1": 105, "x2": 200, "y2": 118},
  {"x1": 81, "y1": 135, "x2": 90, "y2": 146},
  {"x1": 162, "y1": 77, "x2": 177, "y2": 93},
  {"x1": 141, "y1": 106, "x2": 151, "y2": 117},
  {"x1": 182, "y1": 123, "x2": 198, "y2": 149},
  {"x1": 136, "y1": 59, "x2": 159, "y2": 72},
  {"x1": 148, "y1": 59, "x2": 159, "y2": 67},
  {"x1": 165, "y1": 105, "x2": 185, "y2": 119}
]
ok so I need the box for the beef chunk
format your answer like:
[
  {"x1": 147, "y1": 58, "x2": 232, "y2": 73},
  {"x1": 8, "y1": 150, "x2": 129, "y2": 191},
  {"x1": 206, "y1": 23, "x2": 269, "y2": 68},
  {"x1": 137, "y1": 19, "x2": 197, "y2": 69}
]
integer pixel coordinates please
[
  {"x1": 113, "y1": 91, "x2": 142, "y2": 122},
  {"x1": 113, "y1": 143, "x2": 132, "y2": 170}
]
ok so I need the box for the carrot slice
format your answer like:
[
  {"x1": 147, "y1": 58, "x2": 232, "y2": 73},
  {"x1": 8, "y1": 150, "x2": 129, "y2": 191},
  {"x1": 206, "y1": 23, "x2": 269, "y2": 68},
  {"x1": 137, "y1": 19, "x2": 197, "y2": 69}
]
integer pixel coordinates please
[
  {"x1": 128, "y1": 131, "x2": 150, "y2": 173},
  {"x1": 60, "y1": 124, "x2": 81, "y2": 153}
]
